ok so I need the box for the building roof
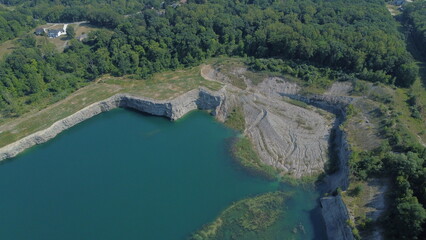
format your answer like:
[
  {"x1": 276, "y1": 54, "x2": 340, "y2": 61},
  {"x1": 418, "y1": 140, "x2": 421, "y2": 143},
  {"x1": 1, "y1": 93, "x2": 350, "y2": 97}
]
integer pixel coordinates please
[
  {"x1": 48, "y1": 29, "x2": 63, "y2": 34},
  {"x1": 35, "y1": 28, "x2": 44, "y2": 34}
]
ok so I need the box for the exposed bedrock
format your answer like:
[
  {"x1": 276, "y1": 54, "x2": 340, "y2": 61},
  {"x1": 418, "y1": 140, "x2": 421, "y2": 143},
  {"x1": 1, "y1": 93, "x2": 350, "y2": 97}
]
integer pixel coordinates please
[
  {"x1": 282, "y1": 89, "x2": 355, "y2": 240},
  {"x1": 202, "y1": 65, "x2": 355, "y2": 240},
  {"x1": 321, "y1": 195, "x2": 355, "y2": 240},
  {"x1": 282, "y1": 92, "x2": 354, "y2": 191},
  {"x1": 240, "y1": 93, "x2": 331, "y2": 178},
  {"x1": 0, "y1": 88, "x2": 224, "y2": 161}
]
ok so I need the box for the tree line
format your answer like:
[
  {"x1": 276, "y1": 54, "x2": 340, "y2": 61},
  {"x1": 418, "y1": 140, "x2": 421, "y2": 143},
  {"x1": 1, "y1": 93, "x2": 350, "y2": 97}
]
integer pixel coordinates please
[
  {"x1": 0, "y1": 0, "x2": 419, "y2": 86},
  {"x1": 0, "y1": 2, "x2": 420, "y2": 112},
  {"x1": 403, "y1": 0, "x2": 426, "y2": 58},
  {"x1": 0, "y1": 0, "x2": 419, "y2": 122},
  {"x1": 2, "y1": 0, "x2": 417, "y2": 109},
  {"x1": 0, "y1": 6, "x2": 36, "y2": 43}
]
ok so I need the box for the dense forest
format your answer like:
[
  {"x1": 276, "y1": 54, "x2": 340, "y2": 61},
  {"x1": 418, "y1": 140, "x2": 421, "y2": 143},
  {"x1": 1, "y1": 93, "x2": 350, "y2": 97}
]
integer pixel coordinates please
[
  {"x1": 0, "y1": 6, "x2": 35, "y2": 43},
  {"x1": 404, "y1": 0, "x2": 426, "y2": 58},
  {"x1": 0, "y1": 0, "x2": 419, "y2": 117},
  {"x1": 2, "y1": 0, "x2": 419, "y2": 86},
  {"x1": 0, "y1": 1, "x2": 424, "y2": 238}
]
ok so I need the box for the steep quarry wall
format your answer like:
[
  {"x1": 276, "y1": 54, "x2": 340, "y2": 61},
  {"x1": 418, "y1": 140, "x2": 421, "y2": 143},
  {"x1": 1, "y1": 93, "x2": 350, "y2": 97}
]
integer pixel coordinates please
[
  {"x1": 0, "y1": 88, "x2": 224, "y2": 161},
  {"x1": 321, "y1": 196, "x2": 355, "y2": 240},
  {"x1": 281, "y1": 93, "x2": 355, "y2": 240},
  {"x1": 281, "y1": 93, "x2": 355, "y2": 191}
]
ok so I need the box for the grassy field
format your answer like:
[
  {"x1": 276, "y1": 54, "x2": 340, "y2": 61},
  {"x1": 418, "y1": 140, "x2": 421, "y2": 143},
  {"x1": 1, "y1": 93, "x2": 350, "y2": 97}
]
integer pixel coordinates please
[
  {"x1": 344, "y1": 99, "x2": 384, "y2": 152},
  {"x1": 0, "y1": 66, "x2": 222, "y2": 148},
  {"x1": 393, "y1": 83, "x2": 426, "y2": 144},
  {"x1": 341, "y1": 178, "x2": 389, "y2": 238},
  {"x1": 342, "y1": 181, "x2": 376, "y2": 220},
  {"x1": 74, "y1": 23, "x2": 96, "y2": 36},
  {"x1": 224, "y1": 106, "x2": 246, "y2": 132}
]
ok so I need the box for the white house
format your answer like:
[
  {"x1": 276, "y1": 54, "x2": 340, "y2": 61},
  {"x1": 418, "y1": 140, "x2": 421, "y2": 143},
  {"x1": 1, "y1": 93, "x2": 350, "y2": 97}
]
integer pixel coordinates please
[{"x1": 47, "y1": 24, "x2": 68, "y2": 38}]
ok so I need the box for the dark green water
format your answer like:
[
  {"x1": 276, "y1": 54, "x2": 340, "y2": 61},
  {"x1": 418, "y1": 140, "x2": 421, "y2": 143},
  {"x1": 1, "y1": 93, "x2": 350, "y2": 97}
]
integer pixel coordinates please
[{"x1": 0, "y1": 109, "x2": 326, "y2": 240}]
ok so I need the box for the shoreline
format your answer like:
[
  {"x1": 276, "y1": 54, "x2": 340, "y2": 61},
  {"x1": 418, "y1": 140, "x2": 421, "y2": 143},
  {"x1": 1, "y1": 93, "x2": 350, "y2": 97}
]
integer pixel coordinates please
[
  {"x1": 0, "y1": 87, "x2": 225, "y2": 162},
  {"x1": 0, "y1": 82, "x2": 355, "y2": 240}
]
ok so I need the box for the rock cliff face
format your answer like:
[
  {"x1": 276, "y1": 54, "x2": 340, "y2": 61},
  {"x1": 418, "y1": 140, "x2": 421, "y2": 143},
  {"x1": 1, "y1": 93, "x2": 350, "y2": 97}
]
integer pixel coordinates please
[
  {"x1": 282, "y1": 90, "x2": 355, "y2": 239},
  {"x1": 0, "y1": 88, "x2": 224, "y2": 161},
  {"x1": 321, "y1": 196, "x2": 355, "y2": 240},
  {"x1": 282, "y1": 92, "x2": 354, "y2": 191}
]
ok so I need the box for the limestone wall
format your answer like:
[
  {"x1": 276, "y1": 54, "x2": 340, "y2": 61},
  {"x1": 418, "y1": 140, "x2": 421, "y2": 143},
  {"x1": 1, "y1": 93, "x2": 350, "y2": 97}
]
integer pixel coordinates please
[
  {"x1": 321, "y1": 196, "x2": 355, "y2": 240},
  {"x1": 0, "y1": 88, "x2": 224, "y2": 161}
]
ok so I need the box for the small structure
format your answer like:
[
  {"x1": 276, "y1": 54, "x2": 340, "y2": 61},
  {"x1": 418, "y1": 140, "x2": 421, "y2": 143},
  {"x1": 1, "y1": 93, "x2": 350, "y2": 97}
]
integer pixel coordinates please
[
  {"x1": 34, "y1": 28, "x2": 45, "y2": 36},
  {"x1": 76, "y1": 34, "x2": 88, "y2": 42},
  {"x1": 48, "y1": 29, "x2": 64, "y2": 38}
]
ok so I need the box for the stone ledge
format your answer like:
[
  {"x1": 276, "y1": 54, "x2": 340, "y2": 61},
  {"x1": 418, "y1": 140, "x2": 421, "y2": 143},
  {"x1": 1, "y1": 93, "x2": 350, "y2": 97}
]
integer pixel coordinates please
[{"x1": 0, "y1": 87, "x2": 224, "y2": 161}]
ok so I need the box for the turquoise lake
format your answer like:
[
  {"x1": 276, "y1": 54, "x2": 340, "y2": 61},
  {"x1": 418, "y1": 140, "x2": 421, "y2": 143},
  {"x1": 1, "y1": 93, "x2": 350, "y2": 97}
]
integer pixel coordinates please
[{"x1": 0, "y1": 109, "x2": 327, "y2": 239}]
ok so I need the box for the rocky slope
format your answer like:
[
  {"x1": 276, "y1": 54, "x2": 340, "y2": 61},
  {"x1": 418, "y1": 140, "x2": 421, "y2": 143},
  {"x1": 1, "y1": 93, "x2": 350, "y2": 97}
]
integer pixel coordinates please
[
  {"x1": 202, "y1": 64, "x2": 355, "y2": 239},
  {"x1": 203, "y1": 66, "x2": 334, "y2": 178},
  {"x1": 0, "y1": 88, "x2": 224, "y2": 161}
]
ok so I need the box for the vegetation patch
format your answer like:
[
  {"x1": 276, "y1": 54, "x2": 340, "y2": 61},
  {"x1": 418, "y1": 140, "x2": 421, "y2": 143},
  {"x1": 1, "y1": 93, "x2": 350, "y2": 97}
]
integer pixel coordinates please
[
  {"x1": 342, "y1": 179, "x2": 386, "y2": 239},
  {"x1": 211, "y1": 58, "x2": 248, "y2": 89},
  {"x1": 232, "y1": 136, "x2": 279, "y2": 181},
  {"x1": 0, "y1": 40, "x2": 16, "y2": 59},
  {"x1": 224, "y1": 106, "x2": 246, "y2": 132},
  {"x1": 189, "y1": 191, "x2": 290, "y2": 240},
  {"x1": 242, "y1": 69, "x2": 274, "y2": 86},
  {"x1": 404, "y1": 1, "x2": 426, "y2": 58},
  {"x1": 283, "y1": 98, "x2": 309, "y2": 109},
  {"x1": 343, "y1": 99, "x2": 383, "y2": 151}
]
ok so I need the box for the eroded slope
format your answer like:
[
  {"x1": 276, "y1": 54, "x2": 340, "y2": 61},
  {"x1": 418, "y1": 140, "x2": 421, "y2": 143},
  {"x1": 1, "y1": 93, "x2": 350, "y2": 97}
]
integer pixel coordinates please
[{"x1": 203, "y1": 64, "x2": 333, "y2": 178}]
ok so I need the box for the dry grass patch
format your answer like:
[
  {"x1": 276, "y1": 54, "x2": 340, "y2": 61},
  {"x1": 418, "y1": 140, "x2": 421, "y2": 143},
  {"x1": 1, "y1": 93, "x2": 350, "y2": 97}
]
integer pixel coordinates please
[
  {"x1": 344, "y1": 99, "x2": 383, "y2": 151},
  {"x1": 342, "y1": 178, "x2": 389, "y2": 238},
  {"x1": 0, "y1": 40, "x2": 16, "y2": 59},
  {"x1": 74, "y1": 24, "x2": 98, "y2": 36},
  {"x1": 0, "y1": 83, "x2": 121, "y2": 147}
]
